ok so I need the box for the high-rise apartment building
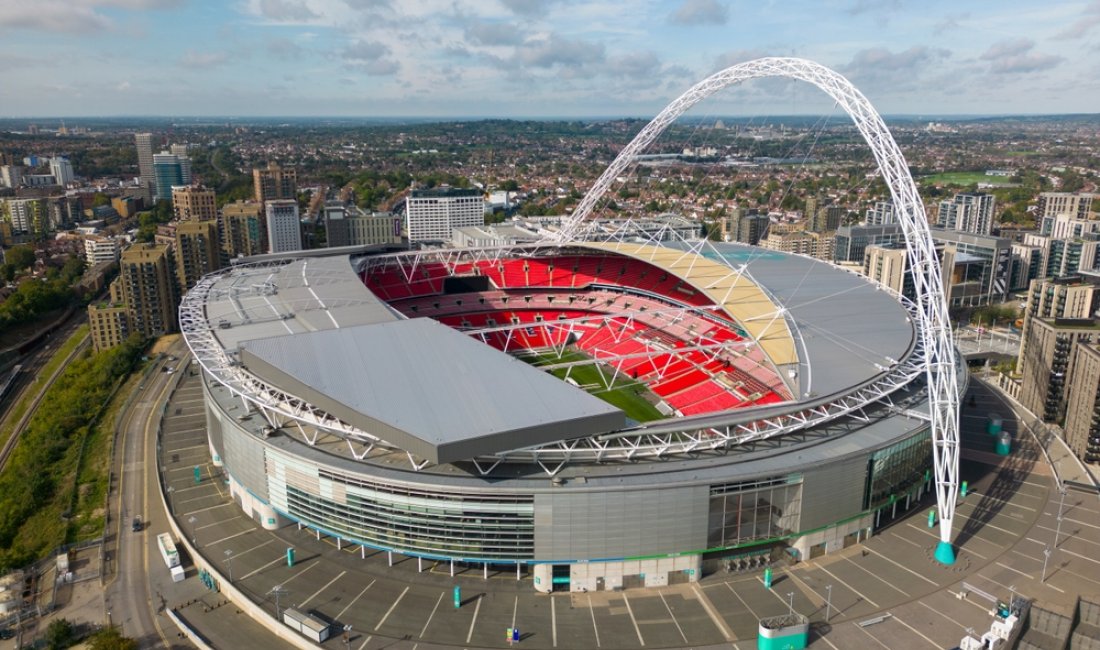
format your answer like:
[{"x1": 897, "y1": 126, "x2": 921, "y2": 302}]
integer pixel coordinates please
[
  {"x1": 174, "y1": 220, "x2": 222, "y2": 292},
  {"x1": 865, "y1": 201, "x2": 895, "y2": 226},
  {"x1": 135, "y1": 132, "x2": 156, "y2": 200},
  {"x1": 264, "y1": 199, "x2": 302, "y2": 253},
  {"x1": 936, "y1": 193, "x2": 996, "y2": 236},
  {"x1": 1037, "y1": 192, "x2": 1095, "y2": 221},
  {"x1": 171, "y1": 185, "x2": 217, "y2": 222},
  {"x1": 758, "y1": 229, "x2": 834, "y2": 261},
  {"x1": 735, "y1": 211, "x2": 770, "y2": 245},
  {"x1": 119, "y1": 243, "x2": 178, "y2": 337},
  {"x1": 87, "y1": 300, "x2": 131, "y2": 352},
  {"x1": 1062, "y1": 342, "x2": 1100, "y2": 463},
  {"x1": 833, "y1": 223, "x2": 905, "y2": 263},
  {"x1": 83, "y1": 235, "x2": 120, "y2": 265},
  {"x1": 1017, "y1": 316, "x2": 1100, "y2": 423},
  {"x1": 0, "y1": 165, "x2": 24, "y2": 189},
  {"x1": 324, "y1": 205, "x2": 403, "y2": 248},
  {"x1": 253, "y1": 163, "x2": 298, "y2": 204},
  {"x1": 153, "y1": 153, "x2": 187, "y2": 203},
  {"x1": 405, "y1": 187, "x2": 484, "y2": 243},
  {"x1": 49, "y1": 157, "x2": 74, "y2": 186},
  {"x1": 220, "y1": 201, "x2": 267, "y2": 259}
]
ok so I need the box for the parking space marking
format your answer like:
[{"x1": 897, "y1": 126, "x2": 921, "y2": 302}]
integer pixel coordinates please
[
  {"x1": 815, "y1": 629, "x2": 840, "y2": 649},
  {"x1": 841, "y1": 556, "x2": 909, "y2": 597},
  {"x1": 887, "y1": 532, "x2": 923, "y2": 549},
  {"x1": 959, "y1": 494, "x2": 1038, "y2": 512},
  {"x1": 622, "y1": 593, "x2": 646, "y2": 646},
  {"x1": 659, "y1": 591, "x2": 688, "y2": 645},
  {"x1": 178, "y1": 502, "x2": 234, "y2": 516},
  {"x1": 551, "y1": 593, "x2": 557, "y2": 647},
  {"x1": 280, "y1": 561, "x2": 318, "y2": 588},
  {"x1": 229, "y1": 538, "x2": 274, "y2": 560},
  {"x1": 374, "y1": 585, "x2": 408, "y2": 631},
  {"x1": 206, "y1": 528, "x2": 256, "y2": 545},
  {"x1": 864, "y1": 547, "x2": 937, "y2": 586},
  {"x1": 511, "y1": 595, "x2": 518, "y2": 628},
  {"x1": 726, "y1": 582, "x2": 760, "y2": 619},
  {"x1": 356, "y1": 635, "x2": 372, "y2": 650},
  {"x1": 995, "y1": 560, "x2": 1032, "y2": 580},
  {"x1": 336, "y1": 580, "x2": 376, "y2": 621},
  {"x1": 466, "y1": 595, "x2": 482, "y2": 644},
  {"x1": 853, "y1": 621, "x2": 892, "y2": 648},
  {"x1": 299, "y1": 570, "x2": 346, "y2": 608},
  {"x1": 420, "y1": 591, "x2": 444, "y2": 639},
  {"x1": 818, "y1": 565, "x2": 880, "y2": 608},
  {"x1": 587, "y1": 594, "x2": 601, "y2": 648},
  {"x1": 918, "y1": 601, "x2": 968, "y2": 631},
  {"x1": 692, "y1": 582, "x2": 736, "y2": 641},
  {"x1": 892, "y1": 613, "x2": 942, "y2": 647},
  {"x1": 238, "y1": 555, "x2": 284, "y2": 582},
  {"x1": 906, "y1": 523, "x2": 989, "y2": 560}
]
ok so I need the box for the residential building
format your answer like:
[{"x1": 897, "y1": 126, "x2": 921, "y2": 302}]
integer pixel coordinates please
[
  {"x1": 863, "y1": 242, "x2": 955, "y2": 305},
  {"x1": 928, "y1": 230, "x2": 1012, "y2": 305},
  {"x1": 0, "y1": 165, "x2": 23, "y2": 188},
  {"x1": 171, "y1": 185, "x2": 217, "y2": 222},
  {"x1": 1017, "y1": 316, "x2": 1100, "y2": 423},
  {"x1": 49, "y1": 157, "x2": 74, "y2": 186},
  {"x1": 264, "y1": 199, "x2": 302, "y2": 253},
  {"x1": 87, "y1": 300, "x2": 131, "y2": 352},
  {"x1": 1041, "y1": 212, "x2": 1100, "y2": 239},
  {"x1": 759, "y1": 228, "x2": 834, "y2": 261},
  {"x1": 152, "y1": 152, "x2": 187, "y2": 203},
  {"x1": 83, "y1": 235, "x2": 120, "y2": 265},
  {"x1": 865, "y1": 201, "x2": 895, "y2": 226},
  {"x1": 220, "y1": 200, "x2": 267, "y2": 259},
  {"x1": 324, "y1": 205, "x2": 403, "y2": 248},
  {"x1": 253, "y1": 163, "x2": 297, "y2": 204},
  {"x1": 174, "y1": 220, "x2": 222, "y2": 291},
  {"x1": 135, "y1": 132, "x2": 156, "y2": 201},
  {"x1": 111, "y1": 195, "x2": 141, "y2": 220},
  {"x1": 119, "y1": 243, "x2": 178, "y2": 337},
  {"x1": 405, "y1": 187, "x2": 484, "y2": 243},
  {"x1": 833, "y1": 223, "x2": 905, "y2": 264},
  {"x1": 1037, "y1": 192, "x2": 1095, "y2": 221},
  {"x1": 936, "y1": 193, "x2": 995, "y2": 236},
  {"x1": 1062, "y1": 343, "x2": 1100, "y2": 463},
  {"x1": 735, "y1": 211, "x2": 770, "y2": 246},
  {"x1": 1011, "y1": 243, "x2": 1044, "y2": 291}
]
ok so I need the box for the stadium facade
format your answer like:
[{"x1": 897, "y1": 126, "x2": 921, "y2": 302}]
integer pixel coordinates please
[{"x1": 181, "y1": 240, "x2": 964, "y2": 592}]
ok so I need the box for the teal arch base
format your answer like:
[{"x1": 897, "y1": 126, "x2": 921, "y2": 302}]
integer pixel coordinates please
[{"x1": 935, "y1": 541, "x2": 956, "y2": 565}]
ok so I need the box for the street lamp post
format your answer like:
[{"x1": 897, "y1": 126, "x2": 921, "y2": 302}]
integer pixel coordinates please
[
  {"x1": 225, "y1": 549, "x2": 234, "y2": 582},
  {"x1": 343, "y1": 624, "x2": 352, "y2": 649},
  {"x1": 787, "y1": 591, "x2": 794, "y2": 617},
  {"x1": 188, "y1": 516, "x2": 197, "y2": 546},
  {"x1": 825, "y1": 585, "x2": 832, "y2": 623},
  {"x1": 1041, "y1": 546, "x2": 1052, "y2": 582},
  {"x1": 270, "y1": 585, "x2": 287, "y2": 622},
  {"x1": 1054, "y1": 485, "x2": 1067, "y2": 548}
]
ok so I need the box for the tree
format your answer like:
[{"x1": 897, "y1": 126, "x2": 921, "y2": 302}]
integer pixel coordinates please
[
  {"x1": 6, "y1": 245, "x2": 35, "y2": 270},
  {"x1": 45, "y1": 618, "x2": 75, "y2": 650},
  {"x1": 87, "y1": 627, "x2": 138, "y2": 650}
]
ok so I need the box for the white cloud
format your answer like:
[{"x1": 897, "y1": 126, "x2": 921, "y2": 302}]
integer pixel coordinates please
[
  {"x1": 980, "y1": 38, "x2": 1063, "y2": 74},
  {"x1": 669, "y1": 0, "x2": 728, "y2": 26},
  {"x1": 179, "y1": 50, "x2": 230, "y2": 67}
]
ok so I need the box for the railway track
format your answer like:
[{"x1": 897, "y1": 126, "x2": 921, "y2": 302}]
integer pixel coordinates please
[{"x1": 0, "y1": 334, "x2": 90, "y2": 472}]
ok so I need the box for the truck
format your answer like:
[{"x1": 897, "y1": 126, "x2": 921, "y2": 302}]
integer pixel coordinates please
[{"x1": 156, "y1": 533, "x2": 186, "y2": 582}]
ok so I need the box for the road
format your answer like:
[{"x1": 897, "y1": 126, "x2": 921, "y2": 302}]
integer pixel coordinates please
[{"x1": 104, "y1": 340, "x2": 190, "y2": 649}]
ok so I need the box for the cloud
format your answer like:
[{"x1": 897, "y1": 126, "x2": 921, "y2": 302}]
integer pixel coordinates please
[
  {"x1": 933, "y1": 12, "x2": 969, "y2": 34},
  {"x1": 669, "y1": 0, "x2": 728, "y2": 26},
  {"x1": 266, "y1": 37, "x2": 304, "y2": 60},
  {"x1": 712, "y1": 48, "x2": 772, "y2": 72},
  {"x1": 342, "y1": 39, "x2": 399, "y2": 75},
  {"x1": 500, "y1": 0, "x2": 557, "y2": 18},
  {"x1": 179, "y1": 50, "x2": 229, "y2": 67},
  {"x1": 608, "y1": 51, "x2": 662, "y2": 79},
  {"x1": 0, "y1": 0, "x2": 182, "y2": 33},
  {"x1": 116, "y1": 80, "x2": 131, "y2": 91},
  {"x1": 465, "y1": 21, "x2": 522, "y2": 46},
  {"x1": 847, "y1": 0, "x2": 901, "y2": 15},
  {"x1": 980, "y1": 38, "x2": 1063, "y2": 74},
  {"x1": 1058, "y1": 0, "x2": 1100, "y2": 39},
  {"x1": 516, "y1": 34, "x2": 605, "y2": 70},
  {"x1": 257, "y1": 0, "x2": 318, "y2": 21}
]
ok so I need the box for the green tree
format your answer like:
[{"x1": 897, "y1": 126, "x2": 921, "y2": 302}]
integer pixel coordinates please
[
  {"x1": 92, "y1": 193, "x2": 111, "y2": 207},
  {"x1": 45, "y1": 618, "x2": 75, "y2": 650},
  {"x1": 87, "y1": 627, "x2": 139, "y2": 650},
  {"x1": 6, "y1": 245, "x2": 35, "y2": 270}
]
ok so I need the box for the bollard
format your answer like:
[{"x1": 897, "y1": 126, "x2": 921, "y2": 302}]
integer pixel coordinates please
[
  {"x1": 960, "y1": 481, "x2": 968, "y2": 498},
  {"x1": 927, "y1": 509, "x2": 936, "y2": 528},
  {"x1": 763, "y1": 567, "x2": 772, "y2": 589}
]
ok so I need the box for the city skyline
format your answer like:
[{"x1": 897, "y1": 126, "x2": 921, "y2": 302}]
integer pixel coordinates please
[{"x1": 1, "y1": 0, "x2": 1098, "y2": 118}]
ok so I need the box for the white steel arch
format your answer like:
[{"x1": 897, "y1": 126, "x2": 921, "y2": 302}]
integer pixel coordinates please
[{"x1": 556, "y1": 57, "x2": 961, "y2": 565}]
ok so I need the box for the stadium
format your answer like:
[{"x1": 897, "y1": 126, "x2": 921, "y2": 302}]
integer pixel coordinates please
[{"x1": 180, "y1": 236, "x2": 964, "y2": 592}]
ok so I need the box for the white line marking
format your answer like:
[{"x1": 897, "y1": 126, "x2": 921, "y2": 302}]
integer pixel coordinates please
[
  {"x1": 892, "y1": 613, "x2": 942, "y2": 648},
  {"x1": 995, "y1": 561, "x2": 1033, "y2": 580},
  {"x1": 818, "y1": 565, "x2": 880, "y2": 608},
  {"x1": 420, "y1": 591, "x2": 444, "y2": 638},
  {"x1": 726, "y1": 582, "x2": 760, "y2": 618},
  {"x1": 466, "y1": 595, "x2": 482, "y2": 644},
  {"x1": 237, "y1": 555, "x2": 284, "y2": 582},
  {"x1": 205, "y1": 528, "x2": 254, "y2": 544},
  {"x1": 588, "y1": 594, "x2": 601, "y2": 648},
  {"x1": 551, "y1": 594, "x2": 557, "y2": 647},
  {"x1": 854, "y1": 621, "x2": 892, "y2": 648},
  {"x1": 356, "y1": 635, "x2": 372, "y2": 650},
  {"x1": 299, "y1": 570, "x2": 346, "y2": 608},
  {"x1": 865, "y1": 547, "x2": 938, "y2": 585},
  {"x1": 622, "y1": 593, "x2": 645, "y2": 646},
  {"x1": 374, "y1": 585, "x2": 409, "y2": 631},
  {"x1": 512, "y1": 595, "x2": 518, "y2": 628},
  {"x1": 280, "y1": 561, "x2": 318, "y2": 588},
  {"x1": 918, "y1": 600, "x2": 967, "y2": 630},
  {"x1": 692, "y1": 582, "x2": 736, "y2": 641},
  {"x1": 659, "y1": 591, "x2": 688, "y2": 644},
  {"x1": 336, "y1": 580, "x2": 376, "y2": 621},
  {"x1": 841, "y1": 556, "x2": 909, "y2": 597}
]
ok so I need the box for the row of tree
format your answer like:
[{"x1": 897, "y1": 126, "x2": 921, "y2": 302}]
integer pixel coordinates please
[{"x1": 0, "y1": 255, "x2": 85, "y2": 330}]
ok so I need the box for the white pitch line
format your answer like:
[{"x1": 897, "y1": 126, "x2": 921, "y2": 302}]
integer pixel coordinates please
[
  {"x1": 466, "y1": 595, "x2": 482, "y2": 644},
  {"x1": 299, "y1": 570, "x2": 346, "y2": 608},
  {"x1": 622, "y1": 593, "x2": 645, "y2": 646},
  {"x1": 420, "y1": 591, "x2": 444, "y2": 639},
  {"x1": 892, "y1": 613, "x2": 942, "y2": 648},
  {"x1": 336, "y1": 580, "x2": 376, "y2": 622},
  {"x1": 659, "y1": 591, "x2": 688, "y2": 645},
  {"x1": 374, "y1": 586, "x2": 409, "y2": 631},
  {"x1": 818, "y1": 565, "x2": 880, "y2": 608}
]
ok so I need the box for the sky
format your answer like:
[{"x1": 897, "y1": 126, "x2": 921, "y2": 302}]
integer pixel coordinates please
[{"x1": 2, "y1": 0, "x2": 1099, "y2": 118}]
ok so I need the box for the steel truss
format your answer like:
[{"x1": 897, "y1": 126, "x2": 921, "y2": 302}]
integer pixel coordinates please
[{"x1": 555, "y1": 57, "x2": 961, "y2": 562}]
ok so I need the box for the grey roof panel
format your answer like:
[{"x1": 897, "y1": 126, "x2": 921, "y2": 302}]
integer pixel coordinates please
[{"x1": 239, "y1": 318, "x2": 625, "y2": 463}]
